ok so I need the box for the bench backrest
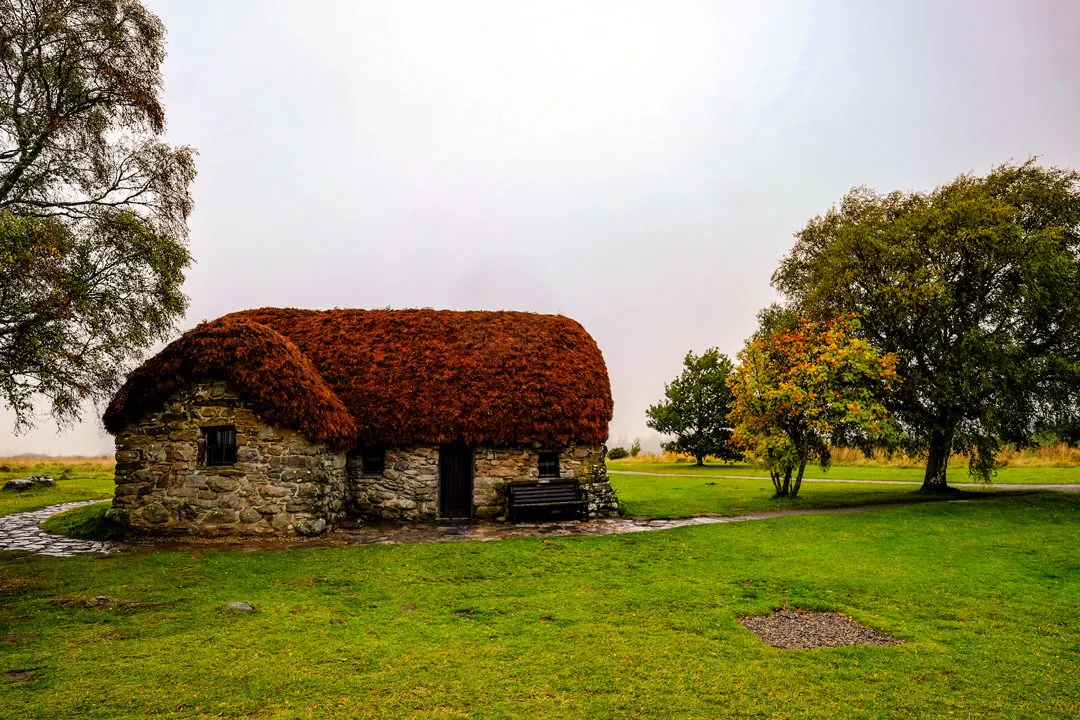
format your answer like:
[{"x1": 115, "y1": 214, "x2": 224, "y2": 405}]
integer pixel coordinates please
[{"x1": 509, "y1": 481, "x2": 582, "y2": 503}]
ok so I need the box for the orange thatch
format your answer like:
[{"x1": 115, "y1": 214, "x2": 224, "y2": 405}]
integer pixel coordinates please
[
  {"x1": 104, "y1": 309, "x2": 613, "y2": 448},
  {"x1": 103, "y1": 317, "x2": 358, "y2": 449}
]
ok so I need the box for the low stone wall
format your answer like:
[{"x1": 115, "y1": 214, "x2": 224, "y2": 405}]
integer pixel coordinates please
[
  {"x1": 348, "y1": 443, "x2": 619, "y2": 520},
  {"x1": 111, "y1": 382, "x2": 346, "y2": 536}
]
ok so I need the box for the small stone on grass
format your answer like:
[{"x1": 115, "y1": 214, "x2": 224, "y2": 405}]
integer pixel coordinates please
[
  {"x1": 2, "y1": 474, "x2": 56, "y2": 493},
  {"x1": 225, "y1": 601, "x2": 255, "y2": 612}
]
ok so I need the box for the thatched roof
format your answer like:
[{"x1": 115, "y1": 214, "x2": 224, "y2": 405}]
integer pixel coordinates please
[{"x1": 103, "y1": 308, "x2": 613, "y2": 449}]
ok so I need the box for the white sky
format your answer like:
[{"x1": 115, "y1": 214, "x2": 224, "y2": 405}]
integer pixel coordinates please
[{"x1": 4, "y1": 0, "x2": 1080, "y2": 455}]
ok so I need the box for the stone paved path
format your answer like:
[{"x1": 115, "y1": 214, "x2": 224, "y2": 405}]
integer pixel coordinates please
[
  {"x1": 608, "y1": 470, "x2": 1080, "y2": 493},
  {"x1": 137, "y1": 501, "x2": 952, "y2": 553},
  {"x1": 0, "y1": 497, "x2": 994, "y2": 556},
  {"x1": 0, "y1": 501, "x2": 124, "y2": 557}
]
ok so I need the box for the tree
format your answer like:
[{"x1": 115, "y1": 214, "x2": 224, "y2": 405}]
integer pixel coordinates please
[
  {"x1": 773, "y1": 161, "x2": 1080, "y2": 490},
  {"x1": 646, "y1": 347, "x2": 741, "y2": 465},
  {"x1": 0, "y1": 0, "x2": 196, "y2": 430},
  {"x1": 727, "y1": 315, "x2": 898, "y2": 498}
]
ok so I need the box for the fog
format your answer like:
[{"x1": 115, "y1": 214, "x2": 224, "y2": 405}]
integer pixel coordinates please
[{"x1": 4, "y1": 0, "x2": 1079, "y2": 456}]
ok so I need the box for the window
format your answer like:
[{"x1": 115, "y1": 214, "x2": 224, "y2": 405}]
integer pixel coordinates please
[
  {"x1": 204, "y1": 426, "x2": 237, "y2": 466},
  {"x1": 538, "y1": 451, "x2": 560, "y2": 479},
  {"x1": 362, "y1": 446, "x2": 385, "y2": 474}
]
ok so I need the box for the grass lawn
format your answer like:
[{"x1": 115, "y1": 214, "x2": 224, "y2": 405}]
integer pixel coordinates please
[
  {"x1": 609, "y1": 460, "x2": 1080, "y2": 485},
  {"x1": 2, "y1": 493, "x2": 1078, "y2": 718},
  {"x1": 0, "y1": 462, "x2": 115, "y2": 518},
  {"x1": 39, "y1": 502, "x2": 129, "y2": 540},
  {"x1": 608, "y1": 472, "x2": 995, "y2": 519}
]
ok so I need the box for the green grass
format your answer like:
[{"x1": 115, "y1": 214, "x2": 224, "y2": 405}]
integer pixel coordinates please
[
  {"x1": 609, "y1": 460, "x2": 1080, "y2": 485},
  {"x1": 2, "y1": 493, "x2": 1078, "y2": 718},
  {"x1": 608, "y1": 472, "x2": 990, "y2": 518},
  {"x1": 0, "y1": 463, "x2": 115, "y2": 518},
  {"x1": 39, "y1": 503, "x2": 128, "y2": 540}
]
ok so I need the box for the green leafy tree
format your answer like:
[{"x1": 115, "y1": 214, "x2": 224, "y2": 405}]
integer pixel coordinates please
[
  {"x1": 727, "y1": 315, "x2": 899, "y2": 498},
  {"x1": 773, "y1": 161, "x2": 1080, "y2": 490},
  {"x1": 0, "y1": 0, "x2": 196, "y2": 430},
  {"x1": 629, "y1": 438, "x2": 641, "y2": 457},
  {"x1": 646, "y1": 348, "x2": 741, "y2": 465}
]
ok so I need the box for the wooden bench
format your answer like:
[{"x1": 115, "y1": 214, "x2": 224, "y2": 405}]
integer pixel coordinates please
[{"x1": 507, "y1": 480, "x2": 587, "y2": 523}]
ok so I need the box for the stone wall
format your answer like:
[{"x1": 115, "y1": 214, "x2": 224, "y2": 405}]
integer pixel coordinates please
[
  {"x1": 110, "y1": 382, "x2": 346, "y2": 536},
  {"x1": 348, "y1": 444, "x2": 618, "y2": 521},
  {"x1": 346, "y1": 446, "x2": 439, "y2": 521},
  {"x1": 111, "y1": 380, "x2": 619, "y2": 533}
]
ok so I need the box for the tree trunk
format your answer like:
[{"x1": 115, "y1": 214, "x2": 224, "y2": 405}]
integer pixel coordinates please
[
  {"x1": 695, "y1": 454, "x2": 704, "y2": 466},
  {"x1": 770, "y1": 469, "x2": 783, "y2": 495},
  {"x1": 790, "y1": 461, "x2": 807, "y2": 499},
  {"x1": 922, "y1": 427, "x2": 954, "y2": 492},
  {"x1": 781, "y1": 466, "x2": 793, "y2": 496}
]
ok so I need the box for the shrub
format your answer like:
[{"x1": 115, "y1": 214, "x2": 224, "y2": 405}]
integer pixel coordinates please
[{"x1": 607, "y1": 447, "x2": 630, "y2": 460}]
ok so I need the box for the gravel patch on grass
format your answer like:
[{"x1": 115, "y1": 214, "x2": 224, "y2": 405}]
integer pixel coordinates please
[{"x1": 740, "y1": 607, "x2": 902, "y2": 649}]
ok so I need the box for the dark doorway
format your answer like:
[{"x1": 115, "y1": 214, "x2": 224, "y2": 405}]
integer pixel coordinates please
[{"x1": 439, "y1": 443, "x2": 474, "y2": 520}]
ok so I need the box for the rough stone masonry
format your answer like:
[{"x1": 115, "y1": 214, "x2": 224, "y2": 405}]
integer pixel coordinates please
[
  {"x1": 111, "y1": 382, "x2": 346, "y2": 536},
  {"x1": 111, "y1": 381, "x2": 618, "y2": 536}
]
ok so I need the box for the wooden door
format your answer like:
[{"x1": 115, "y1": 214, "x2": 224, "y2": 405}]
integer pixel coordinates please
[{"x1": 439, "y1": 443, "x2": 473, "y2": 520}]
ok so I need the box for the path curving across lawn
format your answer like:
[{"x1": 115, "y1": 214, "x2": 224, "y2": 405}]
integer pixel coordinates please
[
  {"x1": 3, "y1": 497, "x2": 976, "y2": 556},
  {"x1": 0, "y1": 501, "x2": 123, "y2": 556}
]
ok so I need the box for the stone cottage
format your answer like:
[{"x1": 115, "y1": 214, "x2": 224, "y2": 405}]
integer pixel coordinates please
[{"x1": 102, "y1": 308, "x2": 618, "y2": 536}]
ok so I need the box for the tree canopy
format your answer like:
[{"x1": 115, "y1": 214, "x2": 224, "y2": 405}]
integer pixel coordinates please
[
  {"x1": 728, "y1": 315, "x2": 898, "y2": 498},
  {"x1": 0, "y1": 0, "x2": 195, "y2": 429},
  {"x1": 646, "y1": 347, "x2": 741, "y2": 465},
  {"x1": 772, "y1": 161, "x2": 1080, "y2": 489}
]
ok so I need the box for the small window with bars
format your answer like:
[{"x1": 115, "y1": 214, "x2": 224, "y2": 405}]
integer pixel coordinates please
[
  {"x1": 362, "y1": 446, "x2": 385, "y2": 474},
  {"x1": 203, "y1": 426, "x2": 237, "y2": 466},
  {"x1": 538, "y1": 451, "x2": 560, "y2": 479}
]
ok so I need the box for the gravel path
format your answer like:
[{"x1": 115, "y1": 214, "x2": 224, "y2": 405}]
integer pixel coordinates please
[
  {"x1": 0, "y1": 501, "x2": 124, "y2": 557},
  {"x1": 132, "y1": 501, "x2": 949, "y2": 552},
  {"x1": 0, "y1": 497, "x2": 979, "y2": 556},
  {"x1": 609, "y1": 470, "x2": 1080, "y2": 493}
]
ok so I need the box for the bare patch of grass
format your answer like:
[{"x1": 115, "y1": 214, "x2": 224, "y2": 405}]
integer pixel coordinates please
[
  {"x1": 0, "y1": 576, "x2": 44, "y2": 595},
  {"x1": 3, "y1": 669, "x2": 42, "y2": 683},
  {"x1": 49, "y1": 595, "x2": 176, "y2": 611},
  {"x1": 740, "y1": 607, "x2": 902, "y2": 649}
]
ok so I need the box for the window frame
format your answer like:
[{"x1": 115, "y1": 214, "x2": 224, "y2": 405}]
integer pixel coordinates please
[
  {"x1": 537, "y1": 451, "x2": 561, "y2": 479},
  {"x1": 203, "y1": 426, "x2": 238, "y2": 466}
]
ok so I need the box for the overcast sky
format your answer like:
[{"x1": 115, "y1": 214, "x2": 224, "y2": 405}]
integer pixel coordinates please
[{"x1": 4, "y1": 0, "x2": 1080, "y2": 456}]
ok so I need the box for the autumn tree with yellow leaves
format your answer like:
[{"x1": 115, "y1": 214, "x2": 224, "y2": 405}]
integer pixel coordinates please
[{"x1": 727, "y1": 315, "x2": 899, "y2": 498}]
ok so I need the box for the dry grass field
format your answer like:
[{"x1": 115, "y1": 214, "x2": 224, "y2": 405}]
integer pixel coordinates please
[
  {"x1": 613, "y1": 443, "x2": 1080, "y2": 469},
  {"x1": 0, "y1": 455, "x2": 114, "y2": 469}
]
